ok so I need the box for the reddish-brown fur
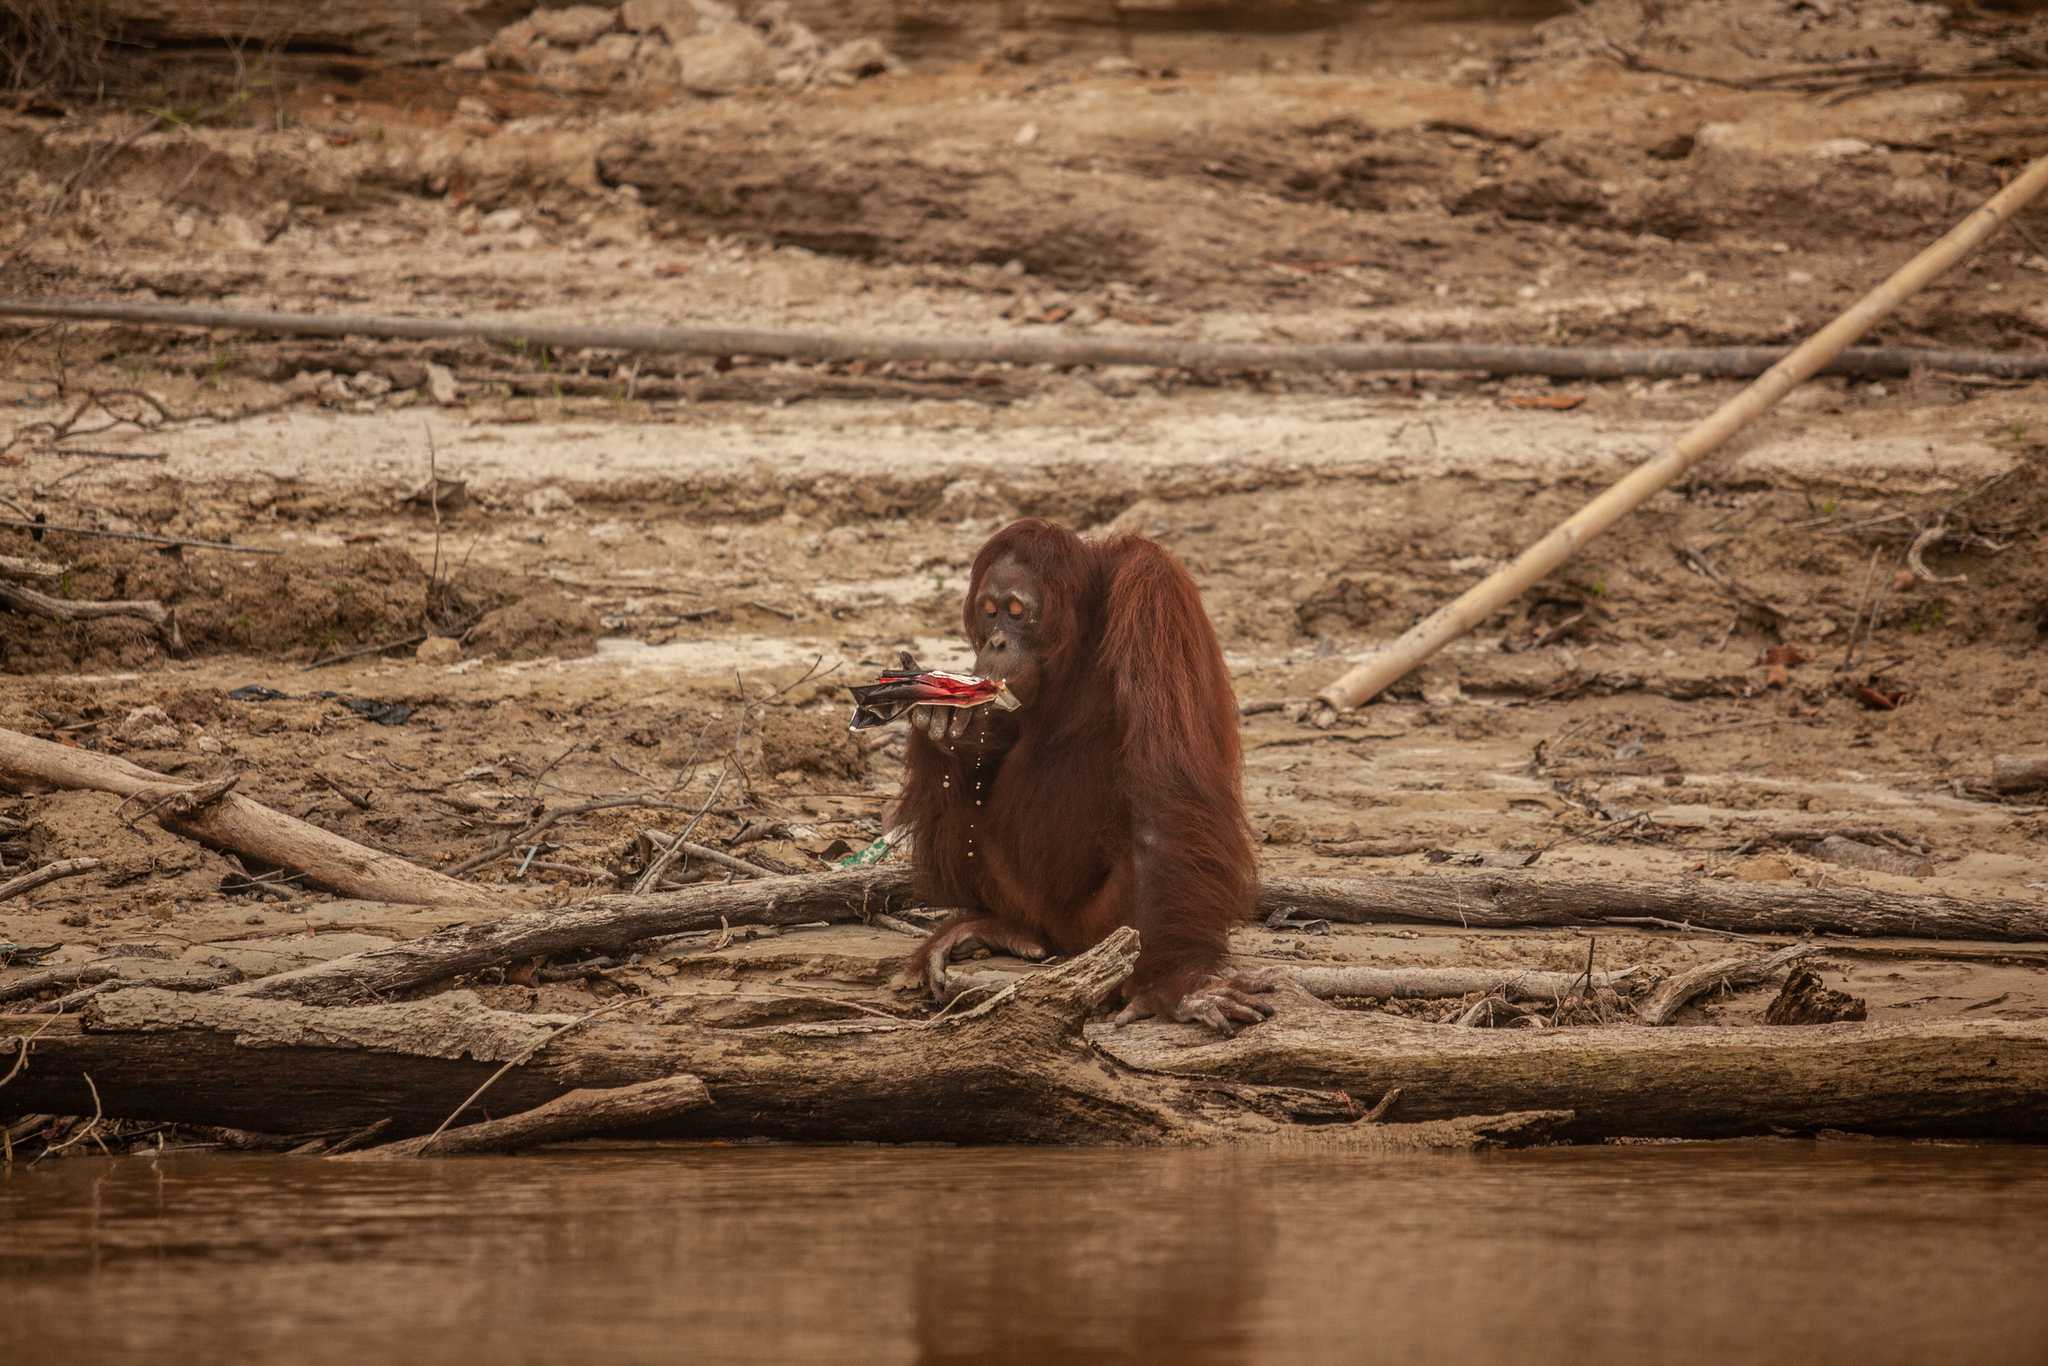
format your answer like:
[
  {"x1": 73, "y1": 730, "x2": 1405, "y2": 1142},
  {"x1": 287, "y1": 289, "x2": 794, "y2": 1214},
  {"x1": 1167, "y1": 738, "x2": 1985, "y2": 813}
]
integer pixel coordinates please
[{"x1": 893, "y1": 519, "x2": 1256, "y2": 1007}]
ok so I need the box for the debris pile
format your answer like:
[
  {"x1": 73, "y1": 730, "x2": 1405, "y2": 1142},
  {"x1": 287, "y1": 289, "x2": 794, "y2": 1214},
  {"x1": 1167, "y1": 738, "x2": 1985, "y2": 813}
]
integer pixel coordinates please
[{"x1": 452, "y1": 1, "x2": 897, "y2": 95}]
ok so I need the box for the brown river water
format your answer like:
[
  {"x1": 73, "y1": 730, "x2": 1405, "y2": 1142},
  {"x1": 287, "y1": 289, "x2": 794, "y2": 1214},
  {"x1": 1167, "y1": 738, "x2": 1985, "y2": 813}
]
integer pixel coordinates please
[{"x1": 4, "y1": 1142, "x2": 2045, "y2": 1365}]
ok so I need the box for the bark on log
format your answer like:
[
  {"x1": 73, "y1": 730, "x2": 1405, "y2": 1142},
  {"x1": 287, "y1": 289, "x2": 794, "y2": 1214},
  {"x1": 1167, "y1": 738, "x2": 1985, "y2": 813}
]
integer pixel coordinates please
[
  {"x1": 340, "y1": 1076, "x2": 713, "y2": 1158},
  {"x1": 1258, "y1": 871, "x2": 2048, "y2": 941},
  {"x1": 3, "y1": 932, "x2": 1366, "y2": 1145},
  {"x1": 231, "y1": 866, "x2": 917, "y2": 1004},
  {"x1": 0, "y1": 726, "x2": 489, "y2": 907},
  {"x1": 1636, "y1": 944, "x2": 1817, "y2": 1026},
  {"x1": 1992, "y1": 754, "x2": 2048, "y2": 795},
  {"x1": 1095, "y1": 996, "x2": 2048, "y2": 1140},
  {"x1": 1289, "y1": 963, "x2": 1648, "y2": 1004}
]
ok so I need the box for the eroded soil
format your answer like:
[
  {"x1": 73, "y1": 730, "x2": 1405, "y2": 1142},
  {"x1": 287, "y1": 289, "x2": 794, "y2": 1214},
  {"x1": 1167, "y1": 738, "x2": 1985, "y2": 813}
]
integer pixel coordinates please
[{"x1": 3, "y1": 0, "x2": 2046, "y2": 1063}]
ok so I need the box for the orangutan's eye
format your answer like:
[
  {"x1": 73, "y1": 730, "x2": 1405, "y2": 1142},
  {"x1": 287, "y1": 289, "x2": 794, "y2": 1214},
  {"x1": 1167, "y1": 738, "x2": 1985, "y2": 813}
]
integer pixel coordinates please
[
  {"x1": 1007, "y1": 599, "x2": 1024, "y2": 618},
  {"x1": 981, "y1": 597, "x2": 998, "y2": 616}
]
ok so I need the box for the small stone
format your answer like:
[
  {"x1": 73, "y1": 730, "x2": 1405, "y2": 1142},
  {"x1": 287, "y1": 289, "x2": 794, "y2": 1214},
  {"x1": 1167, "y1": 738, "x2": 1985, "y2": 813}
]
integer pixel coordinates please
[
  {"x1": 1014, "y1": 122, "x2": 1040, "y2": 147},
  {"x1": 1728, "y1": 854, "x2": 1797, "y2": 882},
  {"x1": 455, "y1": 95, "x2": 496, "y2": 121},
  {"x1": 172, "y1": 212, "x2": 196, "y2": 240},
  {"x1": 197, "y1": 735, "x2": 225, "y2": 755},
  {"x1": 1811, "y1": 137, "x2": 1874, "y2": 161},
  {"x1": 817, "y1": 37, "x2": 891, "y2": 83},
  {"x1": 416, "y1": 636, "x2": 463, "y2": 666},
  {"x1": 480, "y1": 207, "x2": 524, "y2": 233},
  {"x1": 450, "y1": 45, "x2": 488, "y2": 70},
  {"x1": 426, "y1": 362, "x2": 460, "y2": 406},
  {"x1": 119, "y1": 705, "x2": 181, "y2": 749},
  {"x1": 679, "y1": 22, "x2": 775, "y2": 94},
  {"x1": 528, "y1": 4, "x2": 617, "y2": 47}
]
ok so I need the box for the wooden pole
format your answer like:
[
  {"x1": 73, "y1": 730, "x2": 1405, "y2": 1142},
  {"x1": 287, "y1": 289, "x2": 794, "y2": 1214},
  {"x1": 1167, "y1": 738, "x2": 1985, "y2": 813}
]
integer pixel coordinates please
[{"x1": 1315, "y1": 155, "x2": 2048, "y2": 715}]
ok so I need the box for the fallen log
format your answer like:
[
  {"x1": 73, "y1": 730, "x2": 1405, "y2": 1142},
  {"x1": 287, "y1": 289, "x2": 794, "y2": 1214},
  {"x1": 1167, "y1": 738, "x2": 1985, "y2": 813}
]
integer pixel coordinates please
[
  {"x1": 0, "y1": 554, "x2": 64, "y2": 583},
  {"x1": 231, "y1": 866, "x2": 918, "y2": 1004},
  {"x1": 4, "y1": 932, "x2": 1365, "y2": 1146},
  {"x1": 9, "y1": 298, "x2": 2048, "y2": 381},
  {"x1": 229, "y1": 864, "x2": 2048, "y2": 1006},
  {"x1": 1258, "y1": 871, "x2": 2048, "y2": 942},
  {"x1": 0, "y1": 580, "x2": 183, "y2": 652},
  {"x1": 1096, "y1": 995, "x2": 2048, "y2": 1140},
  {"x1": 0, "y1": 726, "x2": 489, "y2": 908},
  {"x1": 1636, "y1": 943, "x2": 1817, "y2": 1026},
  {"x1": 0, "y1": 856, "x2": 100, "y2": 902},
  {"x1": 1992, "y1": 754, "x2": 2048, "y2": 795}
]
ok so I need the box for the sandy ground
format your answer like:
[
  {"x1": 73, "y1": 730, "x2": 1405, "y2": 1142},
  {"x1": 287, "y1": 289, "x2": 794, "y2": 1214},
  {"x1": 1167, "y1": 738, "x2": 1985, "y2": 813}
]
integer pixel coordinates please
[{"x1": 3, "y1": 0, "x2": 2046, "y2": 1043}]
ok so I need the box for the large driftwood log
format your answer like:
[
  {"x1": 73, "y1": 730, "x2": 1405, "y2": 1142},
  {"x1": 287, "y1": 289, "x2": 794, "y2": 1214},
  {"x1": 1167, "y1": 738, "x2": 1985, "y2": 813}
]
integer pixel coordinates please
[
  {"x1": 5, "y1": 932, "x2": 1377, "y2": 1146},
  {"x1": 0, "y1": 726, "x2": 488, "y2": 907},
  {"x1": 1096, "y1": 995, "x2": 2048, "y2": 1140}
]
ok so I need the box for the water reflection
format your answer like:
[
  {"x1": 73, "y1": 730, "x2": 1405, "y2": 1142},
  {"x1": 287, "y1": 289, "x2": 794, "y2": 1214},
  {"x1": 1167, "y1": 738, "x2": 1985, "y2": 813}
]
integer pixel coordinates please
[{"x1": 4, "y1": 1143, "x2": 2046, "y2": 1365}]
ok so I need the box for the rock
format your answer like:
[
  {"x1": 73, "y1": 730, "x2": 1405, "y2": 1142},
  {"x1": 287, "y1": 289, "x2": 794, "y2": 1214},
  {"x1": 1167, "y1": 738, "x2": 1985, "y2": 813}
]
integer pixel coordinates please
[
  {"x1": 529, "y1": 4, "x2": 618, "y2": 47},
  {"x1": 525, "y1": 485, "x2": 576, "y2": 516},
  {"x1": 485, "y1": 16, "x2": 542, "y2": 65},
  {"x1": 817, "y1": 37, "x2": 891, "y2": 83},
  {"x1": 621, "y1": 0, "x2": 709, "y2": 40},
  {"x1": 467, "y1": 590, "x2": 601, "y2": 661},
  {"x1": 350, "y1": 369, "x2": 394, "y2": 398},
  {"x1": 1811, "y1": 137, "x2": 1874, "y2": 161},
  {"x1": 450, "y1": 44, "x2": 488, "y2": 70},
  {"x1": 480, "y1": 206, "x2": 524, "y2": 233},
  {"x1": 196, "y1": 735, "x2": 225, "y2": 755},
  {"x1": 1764, "y1": 968, "x2": 1867, "y2": 1025},
  {"x1": 1809, "y1": 835, "x2": 1932, "y2": 879},
  {"x1": 1263, "y1": 815, "x2": 1307, "y2": 845},
  {"x1": 935, "y1": 477, "x2": 1014, "y2": 522},
  {"x1": 119, "y1": 705, "x2": 181, "y2": 749},
  {"x1": 172, "y1": 212, "x2": 196, "y2": 240},
  {"x1": 1728, "y1": 854, "x2": 1797, "y2": 882},
  {"x1": 455, "y1": 95, "x2": 497, "y2": 121},
  {"x1": 416, "y1": 636, "x2": 463, "y2": 666},
  {"x1": 425, "y1": 362, "x2": 460, "y2": 406},
  {"x1": 679, "y1": 22, "x2": 775, "y2": 95},
  {"x1": 543, "y1": 32, "x2": 645, "y2": 91}
]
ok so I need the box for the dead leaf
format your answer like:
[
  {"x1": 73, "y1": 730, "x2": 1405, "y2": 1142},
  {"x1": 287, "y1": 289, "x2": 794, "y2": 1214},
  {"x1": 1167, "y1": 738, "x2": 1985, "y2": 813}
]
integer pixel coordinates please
[
  {"x1": 1506, "y1": 394, "x2": 1586, "y2": 411},
  {"x1": 1765, "y1": 663, "x2": 1791, "y2": 689},
  {"x1": 1856, "y1": 685, "x2": 1906, "y2": 710},
  {"x1": 1759, "y1": 644, "x2": 1809, "y2": 668},
  {"x1": 1039, "y1": 304, "x2": 1074, "y2": 324},
  {"x1": 655, "y1": 262, "x2": 691, "y2": 278}
]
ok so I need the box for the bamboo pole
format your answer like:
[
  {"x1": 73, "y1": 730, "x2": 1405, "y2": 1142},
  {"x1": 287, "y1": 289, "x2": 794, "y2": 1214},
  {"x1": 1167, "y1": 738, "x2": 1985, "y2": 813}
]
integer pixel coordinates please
[
  {"x1": 2, "y1": 299, "x2": 2048, "y2": 380},
  {"x1": 1315, "y1": 155, "x2": 2048, "y2": 715}
]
